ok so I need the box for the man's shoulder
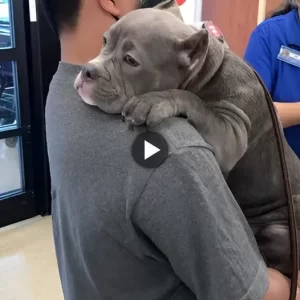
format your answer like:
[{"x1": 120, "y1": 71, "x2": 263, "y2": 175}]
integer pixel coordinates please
[
  {"x1": 127, "y1": 118, "x2": 215, "y2": 208},
  {"x1": 152, "y1": 117, "x2": 214, "y2": 154}
]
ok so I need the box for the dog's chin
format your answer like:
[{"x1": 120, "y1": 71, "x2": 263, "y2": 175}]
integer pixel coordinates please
[
  {"x1": 79, "y1": 93, "x2": 98, "y2": 106},
  {"x1": 79, "y1": 92, "x2": 126, "y2": 114},
  {"x1": 77, "y1": 81, "x2": 126, "y2": 113},
  {"x1": 77, "y1": 82, "x2": 98, "y2": 106},
  {"x1": 96, "y1": 98, "x2": 125, "y2": 114}
]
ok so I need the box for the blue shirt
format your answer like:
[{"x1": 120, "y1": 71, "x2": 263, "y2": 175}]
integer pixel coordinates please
[{"x1": 244, "y1": 9, "x2": 300, "y2": 158}]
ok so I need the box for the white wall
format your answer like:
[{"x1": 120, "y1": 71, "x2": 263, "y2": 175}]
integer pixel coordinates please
[{"x1": 179, "y1": 0, "x2": 202, "y2": 23}]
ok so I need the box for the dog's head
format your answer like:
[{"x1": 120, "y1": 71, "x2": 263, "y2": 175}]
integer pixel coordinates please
[{"x1": 75, "y1": 9, "x2": 210, "y2": 113}]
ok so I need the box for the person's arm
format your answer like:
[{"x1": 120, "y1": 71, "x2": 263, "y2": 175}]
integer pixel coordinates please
[
  {"x1": 244, "y1": 25, "x2": 300, "y2": 129},
  {"x1": 244, "y1": 25, "x2": 273, "y2": 92},
  {"x1": 132, "y1": 142, "x2": 276, "y2": 299},
  {"x1": 274, "y1": 102, "x2": 300, "y2": 128},
  {"x1": 265, "y1": 268, "x2": 291, "y2": 300}
]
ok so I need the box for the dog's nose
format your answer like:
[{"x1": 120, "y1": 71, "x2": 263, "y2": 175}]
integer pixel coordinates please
[{"x1": 81, "y1": 64, "x2": 99, "y2": 81}]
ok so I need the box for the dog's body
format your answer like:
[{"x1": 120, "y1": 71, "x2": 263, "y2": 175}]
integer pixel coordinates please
[{"x1": 75, "y1": 9, "x2": 300, "y2": 276}]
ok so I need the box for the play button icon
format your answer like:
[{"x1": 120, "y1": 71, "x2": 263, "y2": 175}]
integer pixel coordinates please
[
  {"x1": 132, "y1": 132, "x2": 169, "y2": 169},
  {"x1": 144, "y1": 140, "x2": 160, "y2": 160}
]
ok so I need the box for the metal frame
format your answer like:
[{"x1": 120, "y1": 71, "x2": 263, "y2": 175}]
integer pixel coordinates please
[
  {"x1": 0, "y1": 0, "x2": 36, "y2": 227},
  {"x1": 26, "y1": 0, "x2": 60, "y2": 216},
  {"x1": 0, "y1": 192, "x2": 36, "y2": 228},
  {"x1": 0, "y1": 48, "x2": 18, "y2": 61},
  {"x1": 194, "y1": 0, "x2": 202, "y2": 21}
]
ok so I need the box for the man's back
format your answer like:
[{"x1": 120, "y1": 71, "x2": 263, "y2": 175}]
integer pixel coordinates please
[
  {"x1": 47, "y1": 63, "x2": 167, "y2": 298},
  {"x1": 46, "y1": 63, "x2": 268, "y2": 300}
]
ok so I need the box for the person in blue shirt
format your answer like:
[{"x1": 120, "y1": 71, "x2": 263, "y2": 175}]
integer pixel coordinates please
[{"x1": 244, "y1": 0, "x2": 300, "y2": 158}]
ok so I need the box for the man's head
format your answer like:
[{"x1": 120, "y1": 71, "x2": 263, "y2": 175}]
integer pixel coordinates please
[
  {"x1": 41, "y1": 0, "x2": 180, "y2": 64},
  {"x1": 42, "y1": 0, "x2": 146, "y2": 35},
  {"x1": 74, "y1": 9, "x2": 212, "y2": 113}
]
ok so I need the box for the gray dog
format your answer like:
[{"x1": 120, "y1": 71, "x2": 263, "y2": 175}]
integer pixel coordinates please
[{"x1": 74, "y1": 9, "x2": 300, "y2": 278}]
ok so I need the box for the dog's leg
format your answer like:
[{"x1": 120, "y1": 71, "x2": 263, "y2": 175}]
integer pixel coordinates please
[{"x1": 122, "y1": 89, "x2": 251, "y2": 173}]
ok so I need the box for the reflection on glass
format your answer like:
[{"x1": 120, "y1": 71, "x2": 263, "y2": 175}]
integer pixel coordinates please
[
  {"x1": 0, "y1": 61, "x2": 17, "y2": 129},
  {"x1": 0, "y1": 0, "x2": 12, "y2": 49},
  {"x1": 0, "y1": 136, "x2": 23, "y2": 197}
]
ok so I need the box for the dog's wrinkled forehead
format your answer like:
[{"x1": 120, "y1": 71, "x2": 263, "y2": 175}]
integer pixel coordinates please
[{"x1": 108, "y1": 8, "x2": 191, "y2": 45}]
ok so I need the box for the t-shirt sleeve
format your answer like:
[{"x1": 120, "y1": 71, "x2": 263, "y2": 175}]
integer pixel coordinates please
[
  {"x1": 132, "y1": 146, "x2": 268, "y2": 300},
  {"x1": 244, "y1": 24, "x2": 274, "y2": 93}
]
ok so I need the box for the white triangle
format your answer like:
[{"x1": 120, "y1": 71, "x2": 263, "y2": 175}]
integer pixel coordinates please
[{"x1": 144, "y1": 140, "x2": 160, "y2": 160}]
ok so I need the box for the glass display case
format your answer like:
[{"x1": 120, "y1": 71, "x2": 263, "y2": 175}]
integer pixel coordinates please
[{"x1": 0, "y1": 0, "x2": 36, "y2": 227}]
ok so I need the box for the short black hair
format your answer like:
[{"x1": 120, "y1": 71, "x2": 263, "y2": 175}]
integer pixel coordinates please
[
  {"x1": 267, "y1": 0, "x2": 299, "y2": 18},
  {"x1": 42, "y1": 0, "x2": 170, "y2": 34},
  {"x1": 141, "y1": 0, "x2": 170, "y2": 8},
  {"x1": 41, "y1": 0, "x2": 82, "y2": 34}
]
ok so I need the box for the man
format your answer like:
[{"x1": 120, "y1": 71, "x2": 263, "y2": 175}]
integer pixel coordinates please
[{"x1": 43, "y1": 0, "x2": 292, "y2": 299}]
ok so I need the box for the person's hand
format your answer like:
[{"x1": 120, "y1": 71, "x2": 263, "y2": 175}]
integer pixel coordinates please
[
  {"x1": 297, "y1": 272, "x2": 300, "y2": 300},
  {"x1": 265, "y1": 268, "x2": 300, "y2": 300}
]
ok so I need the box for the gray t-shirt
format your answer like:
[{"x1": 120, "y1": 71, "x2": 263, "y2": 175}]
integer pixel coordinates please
[{"x1": 46, "y1": 62, "x2": 268, "y2": 300}]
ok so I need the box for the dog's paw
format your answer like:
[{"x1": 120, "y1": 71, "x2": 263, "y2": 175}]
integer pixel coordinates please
[
  {"x1": 122, "y1": 92, "x2": 178, "y2": 128},
  {"x1": 146, "y1": 101, "x2": 177, "y2": 128}
]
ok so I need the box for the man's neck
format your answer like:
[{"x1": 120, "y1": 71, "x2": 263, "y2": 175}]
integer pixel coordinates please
[
  {"x1": 60, "y1": 15, "x2": 115, "y2": 65},
  {"x1": 60, "y1": 31, "x2": 104, "y2": 65}
]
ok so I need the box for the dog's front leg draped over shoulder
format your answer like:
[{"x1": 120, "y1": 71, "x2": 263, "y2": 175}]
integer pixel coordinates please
[{"x1": 122, "y1": 89, "x2": 251, "y2": 174}]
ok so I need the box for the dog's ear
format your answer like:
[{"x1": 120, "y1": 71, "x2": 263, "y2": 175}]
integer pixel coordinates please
[
  {"x1": 178, "y1": 30, "x2": 209, "y2": 68},
  {"x1": 154, "y1": 0, "x2": 183, "y2": 20}
]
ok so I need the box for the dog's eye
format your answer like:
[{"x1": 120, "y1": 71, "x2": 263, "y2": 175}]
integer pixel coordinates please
[
  {"x1": 103, "y1": 36, "x2": 107, "y2": 46},
  {"x1": 124, "y1": 55, "x2": 139, "y2": 67}
]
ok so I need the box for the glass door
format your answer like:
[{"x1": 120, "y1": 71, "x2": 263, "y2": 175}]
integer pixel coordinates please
[{"x1": 0, "y1": 0, "x2": 36, "y2": 227}]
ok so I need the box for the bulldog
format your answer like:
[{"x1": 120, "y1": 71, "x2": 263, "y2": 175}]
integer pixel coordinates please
[{"x1": 74, "y1": 8, "x2": 300, "y2": 283}]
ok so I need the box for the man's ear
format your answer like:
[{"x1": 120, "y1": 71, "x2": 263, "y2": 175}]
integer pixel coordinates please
[
  {"x1": 178, "y1": 30, "x2": 210, "y2": 67},
  {"x1": 98, "y1": 0, "x2": 121, "y2": 18},
  {"x1": 154, "y1": 0, "x2": 183, "y2": 20}
]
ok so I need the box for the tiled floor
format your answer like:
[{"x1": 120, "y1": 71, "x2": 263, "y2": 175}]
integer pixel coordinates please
[{"x1": 0, "y1": 216, "x2": 63, "y2": 300}]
